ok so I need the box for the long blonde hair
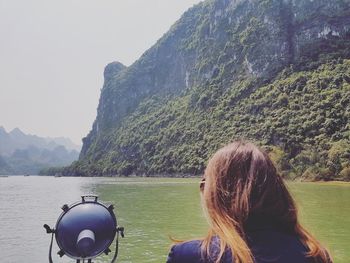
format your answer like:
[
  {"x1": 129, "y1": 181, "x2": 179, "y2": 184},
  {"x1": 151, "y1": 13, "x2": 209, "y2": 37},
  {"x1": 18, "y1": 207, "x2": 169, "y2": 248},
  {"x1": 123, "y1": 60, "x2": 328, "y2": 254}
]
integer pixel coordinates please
[{"x1": 201, "y1": 141, "x2": 332, "y2": 263}]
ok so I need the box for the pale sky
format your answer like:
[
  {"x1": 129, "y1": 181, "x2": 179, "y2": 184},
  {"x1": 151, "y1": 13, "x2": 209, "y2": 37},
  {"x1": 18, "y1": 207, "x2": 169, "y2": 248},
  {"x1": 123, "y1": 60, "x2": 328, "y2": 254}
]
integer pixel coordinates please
[{"x1": 0, "y1": 0, "x2": 202, "y2": 144}]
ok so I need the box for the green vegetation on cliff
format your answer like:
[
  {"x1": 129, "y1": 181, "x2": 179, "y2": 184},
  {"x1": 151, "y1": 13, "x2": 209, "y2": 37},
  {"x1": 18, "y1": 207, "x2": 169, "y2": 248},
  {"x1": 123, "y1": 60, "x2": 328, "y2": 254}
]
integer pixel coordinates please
[
  {"x1": 59, "y1": 0, "x2": 350, "y2": 180},
  {"x1": 65, "y1": 59, "x2": 350, "y2": 180}
]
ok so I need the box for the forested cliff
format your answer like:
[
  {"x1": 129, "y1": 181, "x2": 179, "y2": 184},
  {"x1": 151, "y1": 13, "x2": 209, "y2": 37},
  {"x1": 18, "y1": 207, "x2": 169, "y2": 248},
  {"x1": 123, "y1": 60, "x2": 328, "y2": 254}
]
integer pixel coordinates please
[{"x1": 65, "y1": 0, "x2": 350, "y2": 180}]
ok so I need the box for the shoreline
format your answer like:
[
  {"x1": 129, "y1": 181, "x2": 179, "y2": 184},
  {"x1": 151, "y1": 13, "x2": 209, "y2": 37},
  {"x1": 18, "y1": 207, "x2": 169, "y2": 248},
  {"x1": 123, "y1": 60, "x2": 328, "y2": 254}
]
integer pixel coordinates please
[{"x1": 3, "y1": 174, "x2": 350, "y2": 184}]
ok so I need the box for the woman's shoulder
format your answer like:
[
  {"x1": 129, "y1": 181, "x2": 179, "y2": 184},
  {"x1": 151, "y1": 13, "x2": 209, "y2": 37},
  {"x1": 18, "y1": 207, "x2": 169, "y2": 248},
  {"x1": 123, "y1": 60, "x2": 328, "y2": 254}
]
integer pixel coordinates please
[
  {"x1": 166, "y1": 230, "x2": 313, "y2": 263},
  {"x1": 166, "y1": 238, "x2": 232, "y2": 263},
  {"x1": 166, "y1": 240, "x2": 204, "y2": 263}
]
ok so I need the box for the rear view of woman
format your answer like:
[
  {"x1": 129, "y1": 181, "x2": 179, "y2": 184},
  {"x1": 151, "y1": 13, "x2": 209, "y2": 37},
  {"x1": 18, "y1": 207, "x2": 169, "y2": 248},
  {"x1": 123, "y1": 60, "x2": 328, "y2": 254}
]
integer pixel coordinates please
[{"x1": 167, "y1": 141, "x2": 332, "y2": 263}]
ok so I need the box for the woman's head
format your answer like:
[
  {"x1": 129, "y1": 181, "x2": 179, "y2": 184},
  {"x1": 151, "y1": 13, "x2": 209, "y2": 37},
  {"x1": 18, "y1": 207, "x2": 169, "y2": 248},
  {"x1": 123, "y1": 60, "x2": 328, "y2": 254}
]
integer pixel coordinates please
[
  {"x1": 200, "y1": 141, "x2": 332, "y2": 263},
  {"x1": 202, "y1": 141, "x2": 296, "y2": 231}
]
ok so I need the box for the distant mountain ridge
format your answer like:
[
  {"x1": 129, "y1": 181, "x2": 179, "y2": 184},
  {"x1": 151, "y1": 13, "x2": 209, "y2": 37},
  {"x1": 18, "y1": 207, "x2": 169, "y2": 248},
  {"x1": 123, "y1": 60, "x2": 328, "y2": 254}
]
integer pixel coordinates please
[
  {"x1": 0, "y1": 127, "x2": 80, "y2": 175},
  {"x1": 0, "y1": 126, "x2": 80, "y2": 156}
]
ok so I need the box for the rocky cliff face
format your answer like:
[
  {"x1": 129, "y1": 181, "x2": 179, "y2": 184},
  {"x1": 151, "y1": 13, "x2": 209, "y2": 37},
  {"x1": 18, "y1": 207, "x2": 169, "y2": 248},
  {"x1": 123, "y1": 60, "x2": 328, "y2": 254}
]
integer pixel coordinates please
[
  {"x1": 74, "y1": 0, "x2": 350, "y2": 179},
  {"x1": 80, "y1": 4, "x2": 205, "y2": 158}
]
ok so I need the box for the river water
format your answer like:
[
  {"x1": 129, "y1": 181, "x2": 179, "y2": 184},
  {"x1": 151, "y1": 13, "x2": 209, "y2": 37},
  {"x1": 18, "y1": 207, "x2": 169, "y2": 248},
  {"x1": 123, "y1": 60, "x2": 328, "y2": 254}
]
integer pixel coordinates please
[
  {"x1": 0, "y1": 176, "x2": 349, "y2": 263},
  {"x1": 0, "y1": 176, "x2": 99, "y2": 263}
]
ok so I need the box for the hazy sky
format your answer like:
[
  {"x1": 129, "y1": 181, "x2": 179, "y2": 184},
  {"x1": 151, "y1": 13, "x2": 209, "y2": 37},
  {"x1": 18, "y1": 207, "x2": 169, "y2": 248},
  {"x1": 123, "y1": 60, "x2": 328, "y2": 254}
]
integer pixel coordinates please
[{"x1": 0, "y1": 0, "x2": 202, "y2": 144}]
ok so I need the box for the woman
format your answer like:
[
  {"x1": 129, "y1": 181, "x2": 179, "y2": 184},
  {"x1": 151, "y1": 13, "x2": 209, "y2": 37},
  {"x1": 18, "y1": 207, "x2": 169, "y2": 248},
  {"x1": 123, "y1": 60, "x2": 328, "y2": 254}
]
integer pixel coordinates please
[{"x1": 167, "y1": 141, "x2": 332, "y2": 263}]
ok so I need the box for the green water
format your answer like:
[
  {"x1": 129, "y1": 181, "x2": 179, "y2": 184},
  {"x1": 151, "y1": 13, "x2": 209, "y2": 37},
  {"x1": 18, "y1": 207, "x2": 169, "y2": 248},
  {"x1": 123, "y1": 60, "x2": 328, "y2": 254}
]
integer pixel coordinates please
[
  {"x1": 289, "y1": 182, "x2": 350, "y2": 263},
  {"x1": 95, "y1": 178, "x2": 349, "y2": 263}
]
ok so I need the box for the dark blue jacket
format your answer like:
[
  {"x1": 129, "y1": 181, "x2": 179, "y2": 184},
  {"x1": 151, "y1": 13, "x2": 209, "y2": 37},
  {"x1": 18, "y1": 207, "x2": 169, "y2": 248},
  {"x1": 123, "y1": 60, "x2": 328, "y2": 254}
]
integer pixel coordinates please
[{"x1": 166, "y1": 228, "x2": 314, "y2": 263}]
